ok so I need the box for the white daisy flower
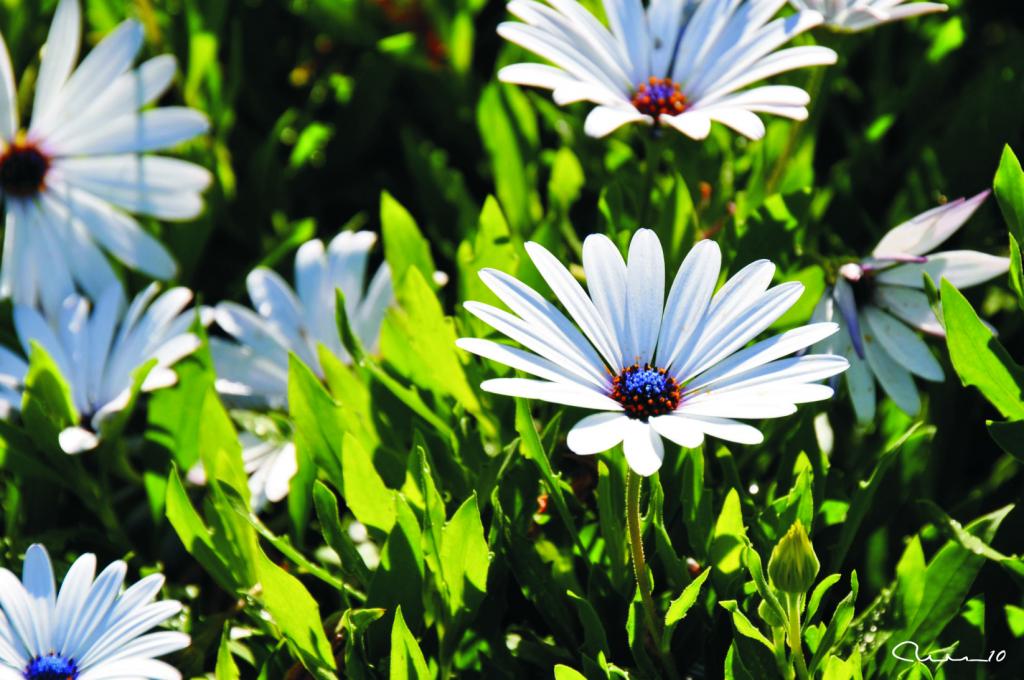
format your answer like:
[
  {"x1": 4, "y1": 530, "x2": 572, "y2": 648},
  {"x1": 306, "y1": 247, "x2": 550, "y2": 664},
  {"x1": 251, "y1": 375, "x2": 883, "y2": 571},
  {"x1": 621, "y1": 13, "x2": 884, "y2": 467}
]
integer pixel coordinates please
[
  {"x1": 788, "y1": 0, "x2": 946, "y2": 32},
  {"x1": 0, "y1": 544, "x2": 189, "y2": 680},
  {"x1": 210, "y1": 231, "x2": 392, "y2": 409},
  {"x1": 497, "y1": 0, "x2": 838, "y2": 139},
  {"x1": 2, "y1": 282, "x2": 205, "y2": 454},
  {"x1": 204, "y1": 231, "x2": 391, "y2": 507},
  {"x1": 813, "y1": 191, "x2": 1009, "y2": 423},
  {"x1": 0, "y1": 0, "x2": 212, "y2": 318},
  {"x1": 457, "y1": 229, "x2": 849, "y2": 476}
]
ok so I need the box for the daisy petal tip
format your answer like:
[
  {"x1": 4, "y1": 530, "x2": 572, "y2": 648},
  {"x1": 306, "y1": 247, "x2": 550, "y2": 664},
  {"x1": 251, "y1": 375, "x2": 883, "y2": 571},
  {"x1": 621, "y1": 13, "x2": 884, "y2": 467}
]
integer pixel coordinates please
[{"x1": 58, "y1": 426, "x2": 100, "y2": 454}]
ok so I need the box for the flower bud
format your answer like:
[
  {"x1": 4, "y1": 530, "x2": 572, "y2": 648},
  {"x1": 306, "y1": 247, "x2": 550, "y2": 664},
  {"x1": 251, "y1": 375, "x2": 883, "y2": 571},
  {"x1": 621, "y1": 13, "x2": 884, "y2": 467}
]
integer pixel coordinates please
[{"x1": 768, "y1": 521, "x2": 820, "y2": 594}]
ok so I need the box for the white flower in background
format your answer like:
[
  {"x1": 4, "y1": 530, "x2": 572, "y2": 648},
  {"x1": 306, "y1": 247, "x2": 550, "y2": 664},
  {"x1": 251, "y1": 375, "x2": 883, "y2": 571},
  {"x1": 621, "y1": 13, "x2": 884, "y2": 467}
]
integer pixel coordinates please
[
  {"x1": 0, "y1": 345, "x2": 26, "y2": 419},
  {"x1": 211, "y1": 231, "x2": 392, "y2": 409},
  {"x1": 457, "y1": 229, "x2": 849, "y2": 476},
  {"x1": 0, "y1": 544, "x2": 189, "y2": 680},
  {"x1": 204, "y1": 231, "x2": 391, "y2": 507},
  {"x1": 497, "y1": 0, "x2": 837, "y2": 139},
  {"x1": 0, "y1": 0, "x2": 211, "y2": 318},
  {"x1": 789, "y1": 0, "x2": 946, "y2": 32},
  {"x1": 187, "y1": 431, "x2": 297, "y2": 511},
  {"x1": 1, "y1": 282, "x2": 204, "y2": 454},
  {"x1": 813, "y1": 191, "x2": 1009, "y2": 423}
]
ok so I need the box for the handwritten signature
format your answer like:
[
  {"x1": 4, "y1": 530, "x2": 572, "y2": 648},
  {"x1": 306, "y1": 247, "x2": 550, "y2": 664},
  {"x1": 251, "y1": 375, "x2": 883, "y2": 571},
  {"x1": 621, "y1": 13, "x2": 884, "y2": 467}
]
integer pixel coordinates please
[{"x1": 892, "y1": 641, "x2": 1007, "y2": 664}]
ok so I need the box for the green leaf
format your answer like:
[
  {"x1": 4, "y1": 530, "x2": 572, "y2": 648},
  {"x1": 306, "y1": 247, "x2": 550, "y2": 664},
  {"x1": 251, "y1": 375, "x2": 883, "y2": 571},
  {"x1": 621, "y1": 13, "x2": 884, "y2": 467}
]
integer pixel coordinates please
[
  {"x1": 389, "y1": 606, "x2": 430, "y2": 679},
  {"x1": 456, "y1": 196, "x2": 520, "y2": 318},
  {"x1": 381, "y1": 191, "x2": 436, "y2": 286},
  {"x1": 711, "y1": 489, "x2": 747, "y2": 581},
  {"x1": 312, "y1": 481, "x2": 372, "y2": 588},
  {"x1": 382, "y1": 266, "x2": 481, "y2": 416},
  {"x1": 567, "y1": 590, "x2": 611, "y2": 658},
  {"x1": 368, "y1": 495, "x2": 426, "y2": 631},
  {"x1": 342, "y1": 432, "x2": 396, "y2": 534},
  {"x1": 288, "y1": 353, "x2": 345, "y2": 484},
  {"x1": 514, "y1": 399, "x2": 585, "y2": 557},
  {"x1": 216, "y1": 623, "x2": 241, "y2": 680},
  {"x1": 255, "y1": 547, "x2": 337, "y2": 678},
  {"x1": 719, "y1": 600, "x2": 773, "y2": 649},
  {"x1": 164, "y1": 467, "x2": 239, "y2": 593},
  {"x1": 808, "y1": 572, "x2": 858, "y2": 675},
  {"x1": 664, "y1": 567, "x2": 710, "y2": 634},
  {"x1": 988, "y1": 420, "x2": 1024, "y2": 460},
  {"x1": 440, "y1": 493, "x2": 491, "y2": 618},
  {"x1": 1009, "y1": 235, "x2": 1024, "y2": 310},
  {"x1": 334, "y1": 288, "x2": 367, "y2": 365},
  {"x1": 21, "y1": 341, "x2": 77, "y2": 451},
  {"x1": 553, "y1": 666, "x2": 588, "y2": 680},
  {"x1": 941, "y1": 279, "x2": 1024, "y2": 420},
  {"x1": 548, "y1": 146, "x2": 584, "y2": 213},
  {"x1": 994, "y1": 145, "x2": 1024, "y2": 243},
  {"x1": 807, "y1": 574, "x2": 842, "y2": 622}
]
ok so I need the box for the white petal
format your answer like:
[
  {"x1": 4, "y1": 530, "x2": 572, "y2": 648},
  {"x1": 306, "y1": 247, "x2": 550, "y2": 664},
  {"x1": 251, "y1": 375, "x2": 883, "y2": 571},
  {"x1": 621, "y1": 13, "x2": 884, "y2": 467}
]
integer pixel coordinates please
[
  {"x1": 30, "y1": 0, "x2": 81, "y2": 129},
  {"x1": 61, "y1": 187, "x2": 177, "y2": 279},
  {"x1": 656, "y1": 239, "x2": 722, "y2": 369},
  {"x1": 684, "y1": 415, "x2": 765, "y2": 445},
  {"x1": 78, "y1": 658, "x2": 181, "y2": 680},
  {"x1": 583, "y1": 105, "x2": 648, "y2": 137},
  {"x1": 566, "y1": 412, "x2": 629, "y2": 454},
  {"x1": 0, "y1": 32, "x2": 17, "y2": 140},
  {"x1": 862, "y1": 306, "x2": 943, "y2": 381},
  {"x1": 660, "y1": 110, "x2": 712, "y2": 139},
  {"x1": 873, "y1": 285, "x2": 943, "y2": 336},
  {"x1": 59, "y1": 426, "x2": 101, "y2": 454},
  {"x1": 624, "y1": 229, "x2": 665, "y2": 361},
  {"x1": 648, "y1": 413, "x2": 705, "y2": 449},
  {"x1": 873, "y1": 191, "x2": 989, "y2": 258},
  {"x1": 875, "y1": 250, "x2": 1010, "y2": 289},
  {"x1": 702, "y1": 107, "x2": 766, "y2": 140},
  {"x1": 54, "y1": 108, "x2": 209, "y2": 156},
  {"x1": 862, "y1": 324, "x2": 921, "y2": 417},
  {"x1": 835, "y1": 324, "x2": 876, "y2": 425},
  {"x1": 456, "y1": 337, "x2": 594, "y2": 388},
  {"x1": 582, "y1": 233, "x2": 629, "y2": 366},
  {"x1": 480, "y1": 378, "x2": 622, "y2": 411},
  {"x1": 622, "y1": 420, "x2": 664, "y2": 476}
]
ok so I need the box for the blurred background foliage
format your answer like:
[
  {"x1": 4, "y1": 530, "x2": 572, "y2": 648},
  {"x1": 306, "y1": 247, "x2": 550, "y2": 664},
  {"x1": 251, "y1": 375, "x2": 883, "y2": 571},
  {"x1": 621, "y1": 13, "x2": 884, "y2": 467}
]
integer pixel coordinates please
[{"x1": 1, "y1": 0, "x2": 1023, "y2": 678}]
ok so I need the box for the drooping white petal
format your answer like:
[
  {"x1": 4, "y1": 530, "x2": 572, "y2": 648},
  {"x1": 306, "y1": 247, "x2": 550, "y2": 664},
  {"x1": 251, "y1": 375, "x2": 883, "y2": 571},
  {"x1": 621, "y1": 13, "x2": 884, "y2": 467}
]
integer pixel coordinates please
[
  {"x1": 683, "y1": 414, "x2": 764, "y2": 445},
  {"x1": 873, "y1": 285, "x2": 944, "y2": 336},
  {"x1": 58, "y1": 426, "x2": 101, "y2": 454},
  {"x1": 622, "y1": 419, "x2": 664, "y2": 476},
  {"x1": 648, "y1": 413, "x2": 704, "y2": 449},
  {"x1": 566, "y1": 412, "x2": 630, "y2": 454},
  {"x1": 862, "y1": 323, "x2": 921, "y2": 417},
  {"x1": 584, "y1": 105, "x2": 648, "y2": 137},
  {"x1": 861, "y1": 306, "x2": 943, "y2": 381}
]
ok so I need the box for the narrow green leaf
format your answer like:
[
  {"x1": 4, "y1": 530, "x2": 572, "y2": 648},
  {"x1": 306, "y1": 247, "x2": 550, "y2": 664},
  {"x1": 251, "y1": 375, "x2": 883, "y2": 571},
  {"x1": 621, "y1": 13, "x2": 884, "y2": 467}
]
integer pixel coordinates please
[
  {"x1": 665, "y1": 567, "x2": 710, "y2": 630},
  {"x1": 389, "y1": 606, "x2": 430, "y2": 679},
  {"x1": 216, "y1": 623, "x2": 241, "y2": 680},
  {"x1": 312, "y1": 481, "x2": 372, "y2": 587},
  {"x1": 994, "y1": 145, "x2": 1024, "y2": 242}
]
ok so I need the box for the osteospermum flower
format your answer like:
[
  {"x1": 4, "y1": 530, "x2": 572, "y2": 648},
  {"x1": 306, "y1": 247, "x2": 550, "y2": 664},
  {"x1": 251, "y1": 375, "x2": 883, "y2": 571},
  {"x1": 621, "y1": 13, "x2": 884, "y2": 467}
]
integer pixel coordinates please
[
  {"x1": 0, "y1": 544, "x2": 189, "y2": 680},
  {"x1": 0, "y1": 0, "x2": 211, "y2": 318},
  {"x1": 788, "y1": 0, "x2": 946, "y2": 32},
  {"x1": 813, "y1": 191, "x2": 1009, "y2": 423},
  {"x1": 497, "y1": 0, "x2": 837, "y2": 139},
  {"x1": 211, "y1": 231, "x2": 392, "y2": 407},
  {"x1": 206, "y1": 231, "x2": 391, "y2": 506},
  {"x1": 457, "y1": 229, "x2": 849, "y2": 475},
  {"x1": 2, "y1": 283, "x2": 205, "y2": 454}
]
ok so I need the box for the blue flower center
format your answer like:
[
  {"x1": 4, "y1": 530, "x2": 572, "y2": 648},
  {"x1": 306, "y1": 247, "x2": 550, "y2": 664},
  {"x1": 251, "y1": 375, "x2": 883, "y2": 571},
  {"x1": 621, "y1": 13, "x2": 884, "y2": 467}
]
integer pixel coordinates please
[
  {"x1": 611, "y1": 363, "x2": 681, "y2": 420},
  {"x1": 0, "y1": 141, "x2": 50, "y2": 197},
  {"x1": 24, "y1": 653, "x2": 79, "y2": 680},
  {"x1": 631, "y1": 77, "x2": 688, "y2": 118}
]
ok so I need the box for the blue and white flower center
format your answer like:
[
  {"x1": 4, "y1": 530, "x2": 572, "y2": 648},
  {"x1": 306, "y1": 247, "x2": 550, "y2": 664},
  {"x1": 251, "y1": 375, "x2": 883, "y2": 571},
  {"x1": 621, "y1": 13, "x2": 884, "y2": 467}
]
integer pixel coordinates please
[
  {"x1": 23, "y1": 653, "x2": 79, "y2": 680},
  {"x1": 0, "y1": 140, "x2": 51, "y2": 198},
  {"x1": 611, "y1": 363, "x2": 681, "y2": 420},
  {"x1": 631, "y1": 77, "x2": 688, "y2": 117}
]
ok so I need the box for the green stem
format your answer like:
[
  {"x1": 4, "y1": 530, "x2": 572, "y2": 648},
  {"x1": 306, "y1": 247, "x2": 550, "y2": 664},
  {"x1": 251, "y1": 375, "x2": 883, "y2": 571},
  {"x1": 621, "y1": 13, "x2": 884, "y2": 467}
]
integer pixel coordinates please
[
  {"x1": 625, "y1": 470, "x2": 679, "y2": 678},
  {"x1": 786, "y1": 592, "x2": 810, "y2": 680},
  {"x1": 638, "y1": 133, "x2": 660, "y2": 226}
]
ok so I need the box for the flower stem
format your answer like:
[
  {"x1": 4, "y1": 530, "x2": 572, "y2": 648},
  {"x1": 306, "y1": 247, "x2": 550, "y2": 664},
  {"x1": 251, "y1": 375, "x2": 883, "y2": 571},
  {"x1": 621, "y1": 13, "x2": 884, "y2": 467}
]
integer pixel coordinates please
[
  {"x1": 625, "y1": 469, "x2": 678, "y2": 677},
  {"x1": 785, "y1": 592, "x2": 810, "y2": 680}
]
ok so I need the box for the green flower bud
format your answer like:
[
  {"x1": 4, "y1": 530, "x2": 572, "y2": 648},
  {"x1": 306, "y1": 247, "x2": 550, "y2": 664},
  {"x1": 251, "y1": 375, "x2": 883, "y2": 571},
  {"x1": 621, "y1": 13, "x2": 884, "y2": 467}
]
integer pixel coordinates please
[{"x1": 768, "y1": 521, "x2": 820, "y2": 594}]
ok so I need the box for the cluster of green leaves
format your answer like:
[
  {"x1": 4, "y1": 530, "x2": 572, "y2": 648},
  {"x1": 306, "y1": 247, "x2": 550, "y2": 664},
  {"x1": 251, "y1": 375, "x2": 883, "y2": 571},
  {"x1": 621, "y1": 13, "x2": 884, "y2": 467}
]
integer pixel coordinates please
[{"x1": 1, "y1": 0, "x2": 1023, "y2": 678}]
